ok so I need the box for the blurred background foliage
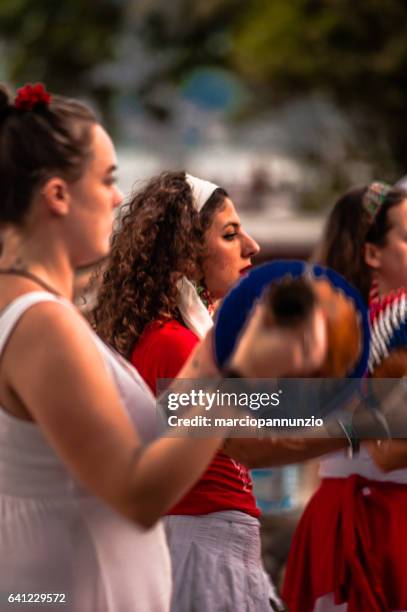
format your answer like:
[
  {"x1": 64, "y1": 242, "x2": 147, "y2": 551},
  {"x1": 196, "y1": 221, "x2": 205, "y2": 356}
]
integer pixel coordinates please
[
  {"x1": 1, "y1": 0, "x2": 407, "y2": 213},
  {"x1": 0, "y1": 0, "x2": 123, "y2": 124},
  {"x1": 137, "y1": 0, "x2": 407, "y2": 178}
]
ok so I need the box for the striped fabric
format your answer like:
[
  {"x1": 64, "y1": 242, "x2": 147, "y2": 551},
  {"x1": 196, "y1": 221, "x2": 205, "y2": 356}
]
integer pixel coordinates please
[{"x1": 368, "y1": 280, "x2": 407, "y2": 372}]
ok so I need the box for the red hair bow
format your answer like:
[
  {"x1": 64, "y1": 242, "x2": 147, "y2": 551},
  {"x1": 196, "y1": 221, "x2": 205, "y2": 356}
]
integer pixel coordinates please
[{"x1": 14, "y1": 83, "x2": 51, "y2": 111}]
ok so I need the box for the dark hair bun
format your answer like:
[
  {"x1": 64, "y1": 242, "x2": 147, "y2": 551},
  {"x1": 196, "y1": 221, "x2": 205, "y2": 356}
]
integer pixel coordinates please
[
  {"x1": 0, "y1": 85, "x2": 11, "y2": 104},
  {"x1": 0, "y1": 86, "x2": 96, "y2": 225},
  {"x1": 0, "y1": 85, "x2": 12, "y2": 119}
]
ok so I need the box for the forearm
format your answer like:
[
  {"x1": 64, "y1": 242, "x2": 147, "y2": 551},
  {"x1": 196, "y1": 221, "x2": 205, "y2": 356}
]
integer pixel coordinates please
[
  {"x1": 364, "y1": 439, "x2": 407, "y2": 472},
  {"x1": 176, "y1": 329, "x2": 220, "y2": 380},
  {"x1": 363, "y1": 382, "x2": 407, "y2": 470},
  {"x1": 223, "y1": 437, "x2": 347, "y2": 468},
  {"x1": 124, "y1": 435, "x2": 222, "y2": 528}
]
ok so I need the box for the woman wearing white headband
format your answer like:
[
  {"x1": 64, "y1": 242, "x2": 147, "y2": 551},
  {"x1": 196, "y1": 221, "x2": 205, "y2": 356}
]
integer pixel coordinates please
[{"x1": 93, "y1": 171, "x2": 287, "y2": 611}]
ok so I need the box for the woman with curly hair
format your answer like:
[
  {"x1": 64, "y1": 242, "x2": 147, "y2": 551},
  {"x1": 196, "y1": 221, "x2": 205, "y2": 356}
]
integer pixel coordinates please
[
  {"x1": 94, "y1": 172, "x2": 258, "y2": 369},
  {"x1": 94, "y1": 171, "x2": 288, "y2": 611}
]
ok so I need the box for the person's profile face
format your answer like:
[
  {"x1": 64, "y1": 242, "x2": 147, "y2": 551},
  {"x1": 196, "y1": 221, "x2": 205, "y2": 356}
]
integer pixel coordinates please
[
  {"x1": 366, "y1": 199, "x2": 407, "y2": 294},
  {"x1": 66, "y1": 124, "x2": 123, "y2": 266},
  {"x1": 202, "y1": 198, "x2": 260, "y2": 300}
]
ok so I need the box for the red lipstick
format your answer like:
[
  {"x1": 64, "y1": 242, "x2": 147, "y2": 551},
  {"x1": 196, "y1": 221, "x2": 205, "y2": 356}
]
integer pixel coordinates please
[{"x1": 239, "y1": 265, "x2": 253, "y2": 276}]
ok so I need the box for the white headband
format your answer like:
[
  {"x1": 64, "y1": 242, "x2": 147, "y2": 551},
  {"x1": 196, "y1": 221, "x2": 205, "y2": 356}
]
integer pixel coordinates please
[
  {"x1": 176, "y1": 174, "x2": 220, "y2": 338},
  {"x1": 185, "y1": 173, "x2": 219, "y2": 212}
]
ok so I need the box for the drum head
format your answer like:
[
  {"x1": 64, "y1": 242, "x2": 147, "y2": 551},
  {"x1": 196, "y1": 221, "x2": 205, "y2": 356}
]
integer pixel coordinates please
[{"x1": 214, "y1": 260, "x2": 369, "y2": 378}]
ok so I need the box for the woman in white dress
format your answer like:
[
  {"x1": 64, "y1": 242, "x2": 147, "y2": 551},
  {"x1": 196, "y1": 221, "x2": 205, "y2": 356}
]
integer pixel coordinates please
[{"x1": 0, "y1": 83, "x2": 328, "y2": 611}]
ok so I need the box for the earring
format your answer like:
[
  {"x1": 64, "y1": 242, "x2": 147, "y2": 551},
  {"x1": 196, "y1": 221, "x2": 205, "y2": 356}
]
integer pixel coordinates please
[{"x1": 197, "y1": 283, "x2": 215, "y2": 315}]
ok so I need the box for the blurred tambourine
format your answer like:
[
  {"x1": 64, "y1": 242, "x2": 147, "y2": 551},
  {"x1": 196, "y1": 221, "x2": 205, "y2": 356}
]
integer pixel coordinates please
[{"x1": 214, "y1": 260, "x2": 370, "y2": 379}]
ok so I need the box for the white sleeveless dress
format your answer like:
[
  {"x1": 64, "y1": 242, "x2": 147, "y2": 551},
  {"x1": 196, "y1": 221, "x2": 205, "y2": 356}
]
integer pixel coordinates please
[{"x1": 0, "y1": 292, "x2": 171, "y2": 611}]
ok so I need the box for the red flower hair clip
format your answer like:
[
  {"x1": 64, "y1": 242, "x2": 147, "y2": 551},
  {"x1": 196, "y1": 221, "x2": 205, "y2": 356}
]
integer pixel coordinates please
[{"x1": 14, "y1": 83, "x2": 51, "y2": 111}]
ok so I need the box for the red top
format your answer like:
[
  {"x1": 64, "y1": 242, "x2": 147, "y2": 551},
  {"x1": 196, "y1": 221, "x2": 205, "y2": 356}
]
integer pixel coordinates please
[{"x1": 130, "y1": 319, "x2": 260, "y2": 517}]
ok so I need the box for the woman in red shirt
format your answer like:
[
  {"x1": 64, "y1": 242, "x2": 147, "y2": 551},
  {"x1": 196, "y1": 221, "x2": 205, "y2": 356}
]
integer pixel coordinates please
[{"x1": 94, "y1": 171, "x2": 287, "y2": 611}]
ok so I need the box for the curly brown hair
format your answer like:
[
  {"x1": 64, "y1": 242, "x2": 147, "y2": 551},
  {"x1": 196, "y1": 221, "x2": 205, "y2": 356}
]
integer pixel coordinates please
[{"x1": 93, "y1": 171, "x2": 227, "y2": 357}]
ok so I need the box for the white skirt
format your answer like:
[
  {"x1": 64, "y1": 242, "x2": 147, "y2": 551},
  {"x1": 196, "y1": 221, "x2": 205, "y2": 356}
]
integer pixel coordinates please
[{"x1": 164, "y1": 511, "x2": 285, "y2": 612}]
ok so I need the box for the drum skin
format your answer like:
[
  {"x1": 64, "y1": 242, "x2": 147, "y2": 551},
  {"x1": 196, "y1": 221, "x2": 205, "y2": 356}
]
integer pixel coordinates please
[
  {"x1": 313, "y1": 279, "x2": 361, "y2": 377},
  {"x1": 214, "y1": 260, "x2": 369, "y2": 379}
]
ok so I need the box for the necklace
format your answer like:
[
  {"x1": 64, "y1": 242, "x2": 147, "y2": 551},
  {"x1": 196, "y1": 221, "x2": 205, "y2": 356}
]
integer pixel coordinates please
[{"x1": 0, "y1": 268, "x2": 61, "y2": 296}]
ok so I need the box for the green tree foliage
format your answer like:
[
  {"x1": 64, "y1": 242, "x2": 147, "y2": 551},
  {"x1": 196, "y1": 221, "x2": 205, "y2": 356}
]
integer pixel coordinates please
[
  {"x1": 135, "y1": 1, "x2": 243, "y2": 91},
  {"x1": 0, "y1": 0, "x2": 122, "y2": 123},
  {"x1": 230, "y1": 0, "x2": 407, "y2": 175},
  {"x1": 2, "y1": 0, "x2": 407, "y2": 173},
  {"x1": 138, "y1": 0, "x2": 407, "y2": 175}
]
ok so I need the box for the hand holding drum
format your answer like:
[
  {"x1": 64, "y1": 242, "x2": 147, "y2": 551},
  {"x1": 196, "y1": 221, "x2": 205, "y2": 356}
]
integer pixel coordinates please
[{"x1": 215, "y1": 261, "x2": 369, "y2": 382}]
